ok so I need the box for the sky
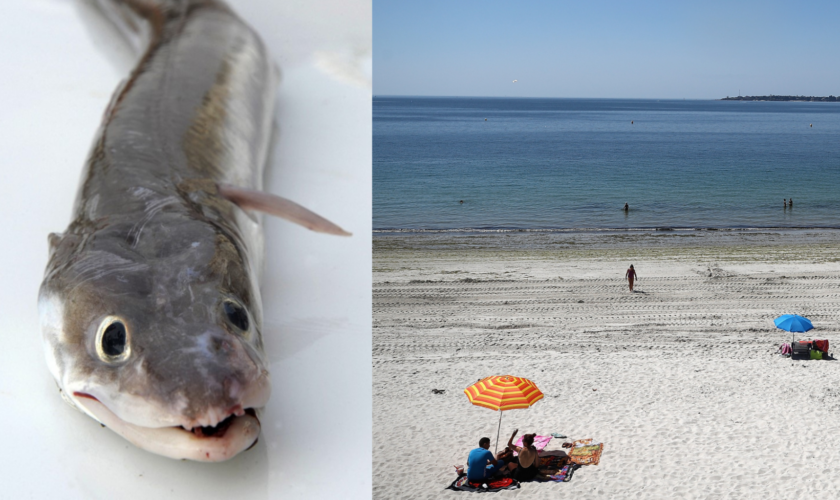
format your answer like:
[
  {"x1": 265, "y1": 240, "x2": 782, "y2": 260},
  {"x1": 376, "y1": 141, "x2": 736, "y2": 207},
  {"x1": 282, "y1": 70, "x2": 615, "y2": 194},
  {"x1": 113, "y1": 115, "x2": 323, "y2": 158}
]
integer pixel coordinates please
[{"x1": 374, "y1": 0, "x2": 840, "y2": 99}]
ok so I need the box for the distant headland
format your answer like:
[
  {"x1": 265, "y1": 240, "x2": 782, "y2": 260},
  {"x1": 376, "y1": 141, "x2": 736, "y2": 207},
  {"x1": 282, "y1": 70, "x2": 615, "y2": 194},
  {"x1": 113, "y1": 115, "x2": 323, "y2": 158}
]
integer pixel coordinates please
[{"x1": 721, "y1": 95, "x2": 838, "y2": 102}]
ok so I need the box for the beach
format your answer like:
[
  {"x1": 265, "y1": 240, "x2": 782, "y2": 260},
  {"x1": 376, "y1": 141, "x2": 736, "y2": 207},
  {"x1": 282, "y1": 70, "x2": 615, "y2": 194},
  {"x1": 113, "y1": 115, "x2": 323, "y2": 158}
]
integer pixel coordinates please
[{"x1": 373, "y1": 231, "x2": 840, "y2": 499}]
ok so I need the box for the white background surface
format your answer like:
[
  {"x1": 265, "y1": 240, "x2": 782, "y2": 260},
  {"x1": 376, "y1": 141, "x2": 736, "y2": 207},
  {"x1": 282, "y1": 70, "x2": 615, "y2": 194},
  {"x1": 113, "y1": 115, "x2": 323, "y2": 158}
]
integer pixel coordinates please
[{"x1": 0, "y1": 0, "x2": 371, "y2": 497}]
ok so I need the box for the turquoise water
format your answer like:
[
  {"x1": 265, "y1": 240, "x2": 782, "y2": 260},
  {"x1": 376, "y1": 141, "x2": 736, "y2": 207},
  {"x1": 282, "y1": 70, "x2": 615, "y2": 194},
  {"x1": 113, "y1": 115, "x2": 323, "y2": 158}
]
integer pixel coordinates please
[{"x1": 374, "y1": 97, "x2": 840, "y2": 231}]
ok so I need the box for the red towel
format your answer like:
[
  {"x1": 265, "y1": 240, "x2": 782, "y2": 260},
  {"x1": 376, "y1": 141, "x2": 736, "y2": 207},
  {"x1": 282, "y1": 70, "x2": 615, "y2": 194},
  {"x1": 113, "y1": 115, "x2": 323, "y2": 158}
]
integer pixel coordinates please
[{"x1": 469, "y1": 478, "x2": 513, "y2": 489}]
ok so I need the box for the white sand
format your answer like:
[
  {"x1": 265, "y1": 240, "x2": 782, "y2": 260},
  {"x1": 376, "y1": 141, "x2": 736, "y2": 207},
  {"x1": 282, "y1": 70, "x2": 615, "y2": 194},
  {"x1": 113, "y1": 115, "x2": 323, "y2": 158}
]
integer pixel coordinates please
[{"x1": 373, "y1": 234, "x2": 840, "y2": 499}]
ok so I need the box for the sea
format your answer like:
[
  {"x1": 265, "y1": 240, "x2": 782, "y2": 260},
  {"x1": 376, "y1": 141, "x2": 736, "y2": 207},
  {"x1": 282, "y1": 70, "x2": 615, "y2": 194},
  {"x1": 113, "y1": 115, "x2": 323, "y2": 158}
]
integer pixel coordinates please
[{"x1": 373, "y1": 97, "x2": 840, "y2": 234}]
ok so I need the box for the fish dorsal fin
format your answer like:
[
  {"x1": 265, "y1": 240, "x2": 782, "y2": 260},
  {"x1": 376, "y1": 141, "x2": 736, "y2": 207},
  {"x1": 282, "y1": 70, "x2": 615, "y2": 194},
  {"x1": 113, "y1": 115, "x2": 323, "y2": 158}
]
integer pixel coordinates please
[{"x1": 218, "y1": 184, "x2": 351, "y2": 236}]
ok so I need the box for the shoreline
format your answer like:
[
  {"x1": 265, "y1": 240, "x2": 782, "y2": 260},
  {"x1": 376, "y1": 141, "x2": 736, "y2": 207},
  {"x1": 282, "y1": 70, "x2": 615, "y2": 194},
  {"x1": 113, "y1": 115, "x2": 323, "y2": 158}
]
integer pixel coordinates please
[
  {"x1": 375, "y1": 226, "x2": 840, "y2": 234},
  {"x1": 374, "y1": 228, "x2": 840, "y2": 254}
]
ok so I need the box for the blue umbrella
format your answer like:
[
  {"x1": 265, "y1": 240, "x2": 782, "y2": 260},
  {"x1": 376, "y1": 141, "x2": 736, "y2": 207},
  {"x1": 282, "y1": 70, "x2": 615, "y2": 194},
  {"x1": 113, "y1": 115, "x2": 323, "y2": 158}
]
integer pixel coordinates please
[{"x1": 774, "y1": 314, "x2": 814, "y2": 333}]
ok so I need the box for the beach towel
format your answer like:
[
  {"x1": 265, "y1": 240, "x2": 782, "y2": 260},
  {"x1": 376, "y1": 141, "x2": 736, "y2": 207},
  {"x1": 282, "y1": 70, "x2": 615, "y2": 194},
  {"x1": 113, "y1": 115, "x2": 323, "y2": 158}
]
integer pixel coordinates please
[
  {"x1": 549, "y1": 464, "x2": 580, "y2": 482},
  {"x1": 778, "y1": 343, "x2": 792, "y2": 356},
  {"x1": 446, "y1": 474, "x2": 520, "y2": 493},
  {"x1": 568, "y1": 439, "x2": 604, "y2": 466},
  {"x1": 513, "y1": 435, "x2": 552, "y2": 456}
]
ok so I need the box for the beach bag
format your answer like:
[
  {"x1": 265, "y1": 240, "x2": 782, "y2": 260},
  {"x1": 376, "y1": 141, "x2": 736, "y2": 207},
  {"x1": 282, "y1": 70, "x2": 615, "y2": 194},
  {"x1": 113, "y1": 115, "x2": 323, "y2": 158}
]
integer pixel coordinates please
[
  {"x1": 810, "y1": 349, "x2": 823, "y2": 360},
  {"x1": 814, "y1": 339, "x2": 829, "y2": 353},
  {"x1": 791, "y1": 341, "x2": 811, "y2": 360}
]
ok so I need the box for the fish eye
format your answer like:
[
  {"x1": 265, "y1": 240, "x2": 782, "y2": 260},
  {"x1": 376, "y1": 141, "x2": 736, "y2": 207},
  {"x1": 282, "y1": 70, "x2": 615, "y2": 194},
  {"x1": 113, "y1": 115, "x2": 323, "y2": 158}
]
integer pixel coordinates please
[
  {"x1": 223, "y1": 300, "x2": 249, "y2": 332},
  {"x1": 95, "y1": 316, "x2": 131, "y2": 363}
]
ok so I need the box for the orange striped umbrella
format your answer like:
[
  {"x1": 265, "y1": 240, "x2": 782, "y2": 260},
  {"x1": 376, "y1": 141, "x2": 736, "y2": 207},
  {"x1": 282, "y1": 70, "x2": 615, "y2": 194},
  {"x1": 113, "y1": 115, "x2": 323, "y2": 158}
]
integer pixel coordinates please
[{"x1": 464, "y1": 375, "x2": 544, "y2": 453}]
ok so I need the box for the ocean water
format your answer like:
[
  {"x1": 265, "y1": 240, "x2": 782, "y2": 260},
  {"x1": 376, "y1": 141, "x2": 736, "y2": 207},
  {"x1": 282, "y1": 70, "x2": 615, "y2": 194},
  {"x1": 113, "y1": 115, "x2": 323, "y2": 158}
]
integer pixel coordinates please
[{"x1": 373, "y1": 97, "x2": 840, "y2": 231}]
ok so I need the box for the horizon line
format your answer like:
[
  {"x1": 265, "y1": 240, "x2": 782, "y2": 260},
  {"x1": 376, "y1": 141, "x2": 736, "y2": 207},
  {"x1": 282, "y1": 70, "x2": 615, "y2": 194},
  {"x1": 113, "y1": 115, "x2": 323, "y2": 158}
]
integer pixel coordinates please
[{"x1": 372, "y1": 94, "x2": 721, "y2": 100}]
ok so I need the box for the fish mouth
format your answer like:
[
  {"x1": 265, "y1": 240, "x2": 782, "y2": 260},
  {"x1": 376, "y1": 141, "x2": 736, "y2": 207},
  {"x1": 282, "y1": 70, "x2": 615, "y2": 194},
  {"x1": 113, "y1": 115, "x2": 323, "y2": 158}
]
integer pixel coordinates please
[
  {"x1": 179, "y1": 407, "x2": 259, "y2": 440},
  {"x1": 73, "y1": 392, "x2": 261, "y2": 462}
]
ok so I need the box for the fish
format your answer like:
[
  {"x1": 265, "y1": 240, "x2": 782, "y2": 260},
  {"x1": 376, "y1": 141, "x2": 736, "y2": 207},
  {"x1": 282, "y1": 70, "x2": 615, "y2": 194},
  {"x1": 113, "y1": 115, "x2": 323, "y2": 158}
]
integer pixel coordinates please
[{"x1": 38, "y1": 0, "x2": 348, "y2": 462}]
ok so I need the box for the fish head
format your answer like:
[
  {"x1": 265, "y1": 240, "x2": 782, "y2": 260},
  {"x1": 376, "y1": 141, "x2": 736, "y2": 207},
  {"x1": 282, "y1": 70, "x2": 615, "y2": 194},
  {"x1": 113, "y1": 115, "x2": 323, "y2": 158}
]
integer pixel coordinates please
[{"x1": 39, "y1": 215, "x2": 270, "y2": 461}]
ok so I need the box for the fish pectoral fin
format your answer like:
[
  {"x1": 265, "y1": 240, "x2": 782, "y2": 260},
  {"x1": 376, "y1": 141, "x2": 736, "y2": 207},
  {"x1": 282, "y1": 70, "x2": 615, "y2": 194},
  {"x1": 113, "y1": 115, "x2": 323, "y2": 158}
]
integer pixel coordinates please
[{"x1": 217, "y1": 184, "x2": 351, "y2": 236}]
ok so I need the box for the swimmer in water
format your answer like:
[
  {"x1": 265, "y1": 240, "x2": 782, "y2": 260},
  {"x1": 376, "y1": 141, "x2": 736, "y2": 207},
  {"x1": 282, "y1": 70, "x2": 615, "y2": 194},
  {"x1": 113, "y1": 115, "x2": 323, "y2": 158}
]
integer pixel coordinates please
[
  {"x1": 459, "y1": 200, "x2": 464, "y2": 204},
  {"x1": 789, "y1": 198, "x2": 793, "y2": 207},
  {"x1": 784, "y1": 199, "x2": 787, "y2": 208},
  {"x1": 623, "y1": 202, "x2": 629, "y2": 212}
]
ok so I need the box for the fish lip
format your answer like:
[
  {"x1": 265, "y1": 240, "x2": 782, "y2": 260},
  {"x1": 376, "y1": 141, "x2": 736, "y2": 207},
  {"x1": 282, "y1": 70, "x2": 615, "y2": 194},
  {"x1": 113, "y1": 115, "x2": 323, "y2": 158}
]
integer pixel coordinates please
[{"x1": 72, "y1": 392, "x2": 262, "y2": 461}]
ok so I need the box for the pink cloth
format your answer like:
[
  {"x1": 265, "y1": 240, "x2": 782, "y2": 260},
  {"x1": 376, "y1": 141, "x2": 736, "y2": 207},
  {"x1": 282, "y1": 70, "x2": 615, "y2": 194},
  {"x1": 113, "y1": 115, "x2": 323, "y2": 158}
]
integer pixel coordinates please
[{"x1": 512, "y1": 435, "x2": 552, "y2": 456}]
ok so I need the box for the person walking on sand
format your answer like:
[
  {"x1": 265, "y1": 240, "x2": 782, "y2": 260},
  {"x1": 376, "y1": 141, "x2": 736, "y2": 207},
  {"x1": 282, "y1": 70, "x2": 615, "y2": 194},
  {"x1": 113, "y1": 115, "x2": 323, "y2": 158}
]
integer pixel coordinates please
[{"x1": 625, "y1": 264, "x2": 638, "y2": 292}]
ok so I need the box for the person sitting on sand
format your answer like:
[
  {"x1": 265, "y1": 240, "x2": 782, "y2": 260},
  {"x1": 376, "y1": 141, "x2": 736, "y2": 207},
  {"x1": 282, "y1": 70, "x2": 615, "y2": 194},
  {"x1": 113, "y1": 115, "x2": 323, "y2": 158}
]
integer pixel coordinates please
[
  {"x1": 625, "y1": 264, "x2": 638, "y2": 292},
  {"x1": 505, "y1": 430, "x2": 553, "y2": 482},
  {"x1": 467, "y1": 437, "x2": 506, "y2": 482}
]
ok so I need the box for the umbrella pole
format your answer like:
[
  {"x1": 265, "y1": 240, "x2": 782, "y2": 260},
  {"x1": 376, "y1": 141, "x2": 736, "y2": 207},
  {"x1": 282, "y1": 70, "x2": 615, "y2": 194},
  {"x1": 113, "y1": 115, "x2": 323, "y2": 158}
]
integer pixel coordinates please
[{"x1": 495, "y1": 410, "x2": 502, "y2": 455}]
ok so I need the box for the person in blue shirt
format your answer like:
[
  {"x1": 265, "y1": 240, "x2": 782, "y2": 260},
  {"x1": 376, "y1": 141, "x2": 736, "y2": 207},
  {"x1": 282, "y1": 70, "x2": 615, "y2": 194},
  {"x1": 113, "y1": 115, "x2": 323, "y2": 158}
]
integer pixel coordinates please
[{"x1": 467, "y1": 437, "x2": 506, "y2": 482}]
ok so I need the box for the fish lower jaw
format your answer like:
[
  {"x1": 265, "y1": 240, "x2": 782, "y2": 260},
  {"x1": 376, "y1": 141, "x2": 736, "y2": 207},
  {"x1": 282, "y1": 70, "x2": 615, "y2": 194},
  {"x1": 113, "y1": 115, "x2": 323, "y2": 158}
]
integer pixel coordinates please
[{"x1": 73, "y1": 393, "x2": 262, "y2": 462}]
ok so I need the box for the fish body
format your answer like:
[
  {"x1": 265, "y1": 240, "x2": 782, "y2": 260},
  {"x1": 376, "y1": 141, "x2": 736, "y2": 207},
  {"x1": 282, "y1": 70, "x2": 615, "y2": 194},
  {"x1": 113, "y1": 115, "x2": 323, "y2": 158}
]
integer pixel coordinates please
[{"x1": 39, "y1": 0, "x2": 277, "y2": 461}]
